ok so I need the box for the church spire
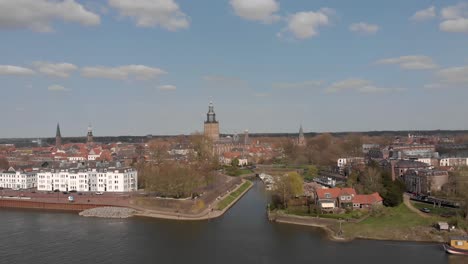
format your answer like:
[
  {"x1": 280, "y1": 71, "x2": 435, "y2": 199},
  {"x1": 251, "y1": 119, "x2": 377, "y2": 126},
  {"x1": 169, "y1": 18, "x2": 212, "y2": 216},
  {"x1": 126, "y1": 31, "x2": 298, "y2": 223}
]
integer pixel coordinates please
[
  {"x1": 87, "y1": 124, "x2": 93, "y2": 144},
  {"x1": 55, "y1": 123, "x2": 62, "y2": 149},
  {"x1": 298, "y1": 124, "x2": 306, "y2": 146}
]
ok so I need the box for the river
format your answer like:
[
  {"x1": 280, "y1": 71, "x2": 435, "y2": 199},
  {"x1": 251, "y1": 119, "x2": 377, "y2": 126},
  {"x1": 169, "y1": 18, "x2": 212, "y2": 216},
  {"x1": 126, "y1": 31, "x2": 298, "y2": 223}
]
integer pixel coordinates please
[{"x1": 0, "y1": 180, "x2": 464, "y2": 264}]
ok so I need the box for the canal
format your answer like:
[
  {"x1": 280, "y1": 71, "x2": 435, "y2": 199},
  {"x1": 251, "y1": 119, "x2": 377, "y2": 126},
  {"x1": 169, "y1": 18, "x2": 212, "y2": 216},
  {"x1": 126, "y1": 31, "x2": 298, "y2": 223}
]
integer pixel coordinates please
[{"x1": 0, "y1": 180, "x2": 463, "y2": 264}]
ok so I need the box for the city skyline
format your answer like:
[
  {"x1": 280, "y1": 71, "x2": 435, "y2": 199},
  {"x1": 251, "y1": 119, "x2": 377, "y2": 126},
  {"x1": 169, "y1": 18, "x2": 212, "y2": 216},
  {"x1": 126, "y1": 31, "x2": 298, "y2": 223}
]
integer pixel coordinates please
[{"x1": 1, "y1": 0, "x2": 468, "y2": 137}]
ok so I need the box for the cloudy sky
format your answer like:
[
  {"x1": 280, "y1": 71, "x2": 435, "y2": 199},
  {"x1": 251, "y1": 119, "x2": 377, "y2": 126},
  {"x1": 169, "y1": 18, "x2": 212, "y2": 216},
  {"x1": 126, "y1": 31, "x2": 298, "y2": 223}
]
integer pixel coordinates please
[{"x1": 1, "y1": 0, "x2": 468, "y2": 138}]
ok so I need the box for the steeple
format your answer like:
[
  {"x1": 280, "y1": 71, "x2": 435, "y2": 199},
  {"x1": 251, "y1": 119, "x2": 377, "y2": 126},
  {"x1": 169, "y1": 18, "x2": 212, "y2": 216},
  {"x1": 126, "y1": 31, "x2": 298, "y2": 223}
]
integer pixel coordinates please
[
  {"x1": 298, "y1": 124, "x2": 306, "y2": 146},
  {"x1": 205, "y1": 101, "x2": 217, "y2": 123},
  {"x1": 87, "y1": 124, "x2": 93, "y2": 144},
  {"x1": 55, "y1": 123, "x2": 62, "y2": 149}
]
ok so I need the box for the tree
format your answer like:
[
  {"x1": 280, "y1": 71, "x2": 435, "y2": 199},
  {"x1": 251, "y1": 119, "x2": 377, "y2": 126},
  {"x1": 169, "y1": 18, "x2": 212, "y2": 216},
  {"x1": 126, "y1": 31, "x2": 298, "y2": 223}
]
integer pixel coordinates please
[
  {"x1": 273, "y1": 172, "x2": 304, "y2": 208},
  {"x1": 231, "y1": 158, "x2": 239, "y2": 167},
  {"x1": 304, "y1": 165, "x2": 318, "y2": 181},
  {"x1": 359, "y1": 167, "x2": 383, "y2": 194},
  {"x1": 380, "y1": 171, "x2": 404, "y2": 207}
]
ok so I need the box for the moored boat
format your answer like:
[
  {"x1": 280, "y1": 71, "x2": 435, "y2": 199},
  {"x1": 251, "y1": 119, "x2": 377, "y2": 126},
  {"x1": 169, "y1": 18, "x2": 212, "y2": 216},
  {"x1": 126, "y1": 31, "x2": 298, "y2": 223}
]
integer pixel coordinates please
[{"x1": 444, "y1": 236, "x2": 468, "y2": 256}]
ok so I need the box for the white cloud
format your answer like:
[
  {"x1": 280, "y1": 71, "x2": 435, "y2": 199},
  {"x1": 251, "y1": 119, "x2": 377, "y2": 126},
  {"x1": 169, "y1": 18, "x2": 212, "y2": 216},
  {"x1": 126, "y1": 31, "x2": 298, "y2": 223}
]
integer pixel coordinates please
[
  {"x1": 279, "y1": 9, "x2": 332, "y2": 39},
  {"x1": 440, "y1": 18, "x2": 468, "y2": 33},
  {"x1": 0, "y1": 65, "x2": 35, "y2": 75},
  {"x1": 272, "y1": 80, "x2": 323, "y2": 89},
  {"x1": 32, "y1": 61, "x2": 78, "y2": 78},
  {"x1": 158, "y1": 84, "x2": 176, "y2": 91},
  {"x1": 48, "y1": 84, "x2": 69, "y2": 92},
  {"x1": 0, "y1": 0, "x2": 100, "y2": 32},
  {"x1": 325, "y1": 79, "x2": 396, "y2": 94},
  {"x1": 410, "y1": 6, "x2": 436, "y2": 21},
  {"x1": 349, "y1": 22, "x2": 379, "y2": 34},
  {"x1": 440, "y1": 3, "x2": 468, "y2": 33},
  {"x1": 108, "y1": 0, "x2": 189, "y2": 31},
  {"x1": 230, "y1": 0, "x2": 280, "y2": 23},
  {"x1": 81, "y1": 65, "x2": 167, "y2": 80},
  {"x1": 436, "y1": 66, "x2": 468, "y2": 86},
  {"x1": 376, "y1": 55, "x2": 438, "y2": 70}
]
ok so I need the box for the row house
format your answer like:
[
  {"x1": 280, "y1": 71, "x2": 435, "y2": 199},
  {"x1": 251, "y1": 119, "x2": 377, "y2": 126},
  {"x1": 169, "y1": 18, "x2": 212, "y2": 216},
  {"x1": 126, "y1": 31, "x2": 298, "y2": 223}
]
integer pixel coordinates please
[
  {"x1": 37, "y1": 164, "x2": 137, "y2": 193},
  {"x1": 0, "y1": 167, "x2": 37, "y2": 189}
]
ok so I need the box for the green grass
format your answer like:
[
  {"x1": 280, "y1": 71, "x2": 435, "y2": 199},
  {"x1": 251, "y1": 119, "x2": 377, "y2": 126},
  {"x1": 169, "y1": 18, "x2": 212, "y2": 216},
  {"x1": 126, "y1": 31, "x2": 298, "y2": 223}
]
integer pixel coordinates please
[
  {"x1": 216, "y1": 181, "x2": 252, "y2": 210},
  {"x1": 225, "y1": 167, "x2": 254, "y2": 177},
  {"x1": 341, "y1": 203, "x2": 441, "y2": 240},
  {"x1": 411, "y1": 201, "x2": 461, "y2": 217},
  {"x1": 285, "y1": 206, "x2": 367, "y2": 220}
]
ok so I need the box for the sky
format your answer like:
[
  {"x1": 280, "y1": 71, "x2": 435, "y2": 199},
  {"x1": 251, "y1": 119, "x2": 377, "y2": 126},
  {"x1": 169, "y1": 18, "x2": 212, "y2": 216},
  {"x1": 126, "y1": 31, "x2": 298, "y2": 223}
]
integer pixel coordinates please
[{"x1": 0, "y1": 0, "x2": 468, "y2": 138}]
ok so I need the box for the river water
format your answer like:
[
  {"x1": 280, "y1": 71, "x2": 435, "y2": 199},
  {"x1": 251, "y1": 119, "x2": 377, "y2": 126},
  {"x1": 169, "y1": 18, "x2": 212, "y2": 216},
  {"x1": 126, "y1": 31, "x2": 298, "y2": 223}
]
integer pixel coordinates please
[{"x1": 0, "y1": 180, "x2": 464, "y2": 264}]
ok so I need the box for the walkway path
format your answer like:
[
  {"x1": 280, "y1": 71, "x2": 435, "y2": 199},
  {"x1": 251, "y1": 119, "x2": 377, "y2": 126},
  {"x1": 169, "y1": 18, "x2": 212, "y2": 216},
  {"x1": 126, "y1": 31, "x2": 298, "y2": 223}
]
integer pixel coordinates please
[{"x1": 403, "y1": 193, "x2": 429, "y2": 218}]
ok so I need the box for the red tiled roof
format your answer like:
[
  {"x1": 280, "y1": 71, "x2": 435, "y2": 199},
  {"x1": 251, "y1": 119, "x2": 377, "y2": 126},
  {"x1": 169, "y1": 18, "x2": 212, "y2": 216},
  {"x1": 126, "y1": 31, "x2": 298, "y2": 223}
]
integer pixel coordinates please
[
  {"x1": 353, "y1": 192, "x2": 383, "y2": 205},
  {"x1": 316, "y1": 188, "x2": 357, "y2": 199}
]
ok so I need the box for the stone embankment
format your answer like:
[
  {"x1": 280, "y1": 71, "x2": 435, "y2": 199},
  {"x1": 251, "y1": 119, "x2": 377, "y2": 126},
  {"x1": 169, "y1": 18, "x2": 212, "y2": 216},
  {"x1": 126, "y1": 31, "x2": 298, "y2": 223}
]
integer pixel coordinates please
[{"x1": 79, "y1": 207, "x2": 136, "y2": 218}]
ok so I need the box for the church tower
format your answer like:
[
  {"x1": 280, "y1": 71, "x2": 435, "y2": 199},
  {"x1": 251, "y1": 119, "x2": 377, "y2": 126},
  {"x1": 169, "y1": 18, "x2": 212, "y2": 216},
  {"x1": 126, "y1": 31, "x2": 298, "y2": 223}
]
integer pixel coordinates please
[
  {"x1": 55, "y1": 123, "x2": 62, "y2": 149},
  {"x1": 298, "y1": 125, "x2": 306, "y2": 147},
  {"x1": 204, "y1": 101, "x2": 220, "y2": 141},
  {"x1": 87, "y1": 124, "x2": 93, "y2": 144}
]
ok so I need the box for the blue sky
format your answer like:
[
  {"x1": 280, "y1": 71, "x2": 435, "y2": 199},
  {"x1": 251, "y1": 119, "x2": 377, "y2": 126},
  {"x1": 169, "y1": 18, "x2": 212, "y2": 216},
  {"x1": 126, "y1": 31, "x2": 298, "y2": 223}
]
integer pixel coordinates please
[{"x1": 0, "y1": 0, "x2": 467, "y2": 138}]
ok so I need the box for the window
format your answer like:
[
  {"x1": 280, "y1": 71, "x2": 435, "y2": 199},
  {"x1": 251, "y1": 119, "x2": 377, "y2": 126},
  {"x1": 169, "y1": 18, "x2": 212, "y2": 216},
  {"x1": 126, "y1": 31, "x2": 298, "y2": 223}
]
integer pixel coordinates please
[
  {"x1": 456, "y1": 241, "x2": 464, "y2": 246},
  {"x1": 325, "y1": 193, "x2": 331, "y2": 199},
  {"x1": 347, "y1": 196, "x2": 351, "y2": 201}
]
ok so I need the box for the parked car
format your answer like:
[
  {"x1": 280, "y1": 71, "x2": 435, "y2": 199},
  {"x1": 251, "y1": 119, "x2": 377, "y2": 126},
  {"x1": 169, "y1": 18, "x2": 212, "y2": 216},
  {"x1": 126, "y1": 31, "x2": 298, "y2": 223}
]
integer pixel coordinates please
[
  {"x1": 53, "y1": 189, "x2": 60, "y2": 193},
  {"x1": 69, "y1": 190, "x2": 77, "y2": 193},
  {"x1": 95, "y1": 192, "x2": 103, "y2": 195},
  {"x1": 62, "y1": 191, "x2": 68, "y2": 194},
  {"x1": 420, "y1": 208, "x2": 431, "y2": 213}
]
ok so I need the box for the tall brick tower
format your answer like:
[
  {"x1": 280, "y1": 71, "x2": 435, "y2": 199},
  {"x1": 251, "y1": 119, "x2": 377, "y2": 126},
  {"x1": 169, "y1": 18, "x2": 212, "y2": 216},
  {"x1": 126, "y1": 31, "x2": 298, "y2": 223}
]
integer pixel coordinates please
[{"x1": 204, "y1": 101, "x2": 220, "y2": 142}]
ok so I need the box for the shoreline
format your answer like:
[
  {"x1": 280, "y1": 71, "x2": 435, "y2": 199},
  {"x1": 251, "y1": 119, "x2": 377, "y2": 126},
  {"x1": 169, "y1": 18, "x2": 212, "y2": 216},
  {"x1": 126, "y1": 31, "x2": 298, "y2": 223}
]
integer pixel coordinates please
[
  {"x1": 134, "y1": 180, "x2": 253, "y2": 221},
  {"x1": 0, "y1": 180, "x2": 254, "y2": 221},
  {"x1": 268, "y1": 210, "x2": 455, "y2": 244}
]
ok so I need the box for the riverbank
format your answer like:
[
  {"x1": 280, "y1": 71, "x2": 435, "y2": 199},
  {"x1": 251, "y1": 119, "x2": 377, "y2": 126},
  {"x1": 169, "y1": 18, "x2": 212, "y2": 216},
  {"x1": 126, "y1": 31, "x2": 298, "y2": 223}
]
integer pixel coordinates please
[
  {"x1": 269, "y1": 203, "x2": 468, "y2": 243},
  {"x1": 134, "y1": 179, "x2": 253, "y2": 221}
]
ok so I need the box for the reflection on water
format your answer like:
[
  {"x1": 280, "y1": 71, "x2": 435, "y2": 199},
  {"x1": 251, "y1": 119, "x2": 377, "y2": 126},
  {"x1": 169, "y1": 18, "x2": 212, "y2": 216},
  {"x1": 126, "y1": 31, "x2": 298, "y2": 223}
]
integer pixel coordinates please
[{"x1": 0, "y1": 180, "x2": 456, "y2": 264}]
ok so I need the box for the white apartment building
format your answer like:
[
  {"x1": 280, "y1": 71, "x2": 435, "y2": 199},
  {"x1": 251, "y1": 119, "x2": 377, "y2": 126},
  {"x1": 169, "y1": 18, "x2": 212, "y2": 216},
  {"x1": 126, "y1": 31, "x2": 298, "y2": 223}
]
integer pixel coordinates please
[
  {"x1": 337, "y1": 157, "x2": 365, "y2": 168},
  {"x1": 0, "y1": 168, "x2": 37, "y2": 189},
  {"x1": 37, "y1": 165, "x2": 137, "y2": 192},
  {"x1": 440, "y1": 158, "x2": 468, "y2": 167}
]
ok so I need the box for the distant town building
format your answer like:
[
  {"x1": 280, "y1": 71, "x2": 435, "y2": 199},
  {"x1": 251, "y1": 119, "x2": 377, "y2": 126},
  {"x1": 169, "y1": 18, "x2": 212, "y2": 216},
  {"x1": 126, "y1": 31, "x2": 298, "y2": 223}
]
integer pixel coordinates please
[
  {"x1": 403, "y1": 169, "x2": 449, "y2": 195},
  {"x1": 204, "y1": 101, "x2": 220, "y2": 142},
  {"x1": 440, "y1": 157, "x2": 468, "y2": 167}
]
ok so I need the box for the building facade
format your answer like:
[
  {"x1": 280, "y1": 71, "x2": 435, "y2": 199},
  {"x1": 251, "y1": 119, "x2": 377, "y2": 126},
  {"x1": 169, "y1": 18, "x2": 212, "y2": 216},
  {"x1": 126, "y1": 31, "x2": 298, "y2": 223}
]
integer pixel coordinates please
[
  {"x1": 37, "y1": 164, "x2": 138, "y2": 192},
  {"x1": 403, "y1": 169, "x2": 449, "y2": 195},
  {"x1": 0, "y1": 168, "x2": 37, "y2": 189}
]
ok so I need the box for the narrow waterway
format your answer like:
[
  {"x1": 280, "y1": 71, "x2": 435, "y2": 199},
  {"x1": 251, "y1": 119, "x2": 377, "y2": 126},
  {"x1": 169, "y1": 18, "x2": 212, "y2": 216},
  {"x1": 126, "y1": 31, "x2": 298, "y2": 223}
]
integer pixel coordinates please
[{"x1": 0, "y1": 180, "x2": 463, "y2": 264}]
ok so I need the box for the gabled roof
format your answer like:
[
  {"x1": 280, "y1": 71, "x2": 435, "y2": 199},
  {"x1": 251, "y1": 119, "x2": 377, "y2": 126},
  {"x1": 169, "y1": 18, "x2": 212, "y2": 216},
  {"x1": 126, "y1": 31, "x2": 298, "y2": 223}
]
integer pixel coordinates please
[
  {"x1": 353, "y1": 192, "x2": 383, "y2": 205},
  {"x1": 316, "y1": 188, "x2": 357, "y2": 200}
]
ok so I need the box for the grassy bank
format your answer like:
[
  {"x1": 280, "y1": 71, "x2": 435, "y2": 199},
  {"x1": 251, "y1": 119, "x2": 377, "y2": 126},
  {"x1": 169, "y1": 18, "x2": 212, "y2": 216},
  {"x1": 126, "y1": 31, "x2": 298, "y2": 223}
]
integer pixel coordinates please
[
  {"x1": 216, "y1": 181, "x2": 252, "y2": 210},
  {"x1": 340, "y1": 203, "x2": 462, "y2": 242},
  {"x1": 285, "y1": 206, "x2": 367, "y2": 220}
]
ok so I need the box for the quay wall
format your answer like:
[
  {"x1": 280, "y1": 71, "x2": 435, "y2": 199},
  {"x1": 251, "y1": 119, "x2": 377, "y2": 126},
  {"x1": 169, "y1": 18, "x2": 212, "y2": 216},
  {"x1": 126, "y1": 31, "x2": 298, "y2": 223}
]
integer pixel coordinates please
[{"x1": 0, "y1": 199, "x2": 115, "y2": 212}]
